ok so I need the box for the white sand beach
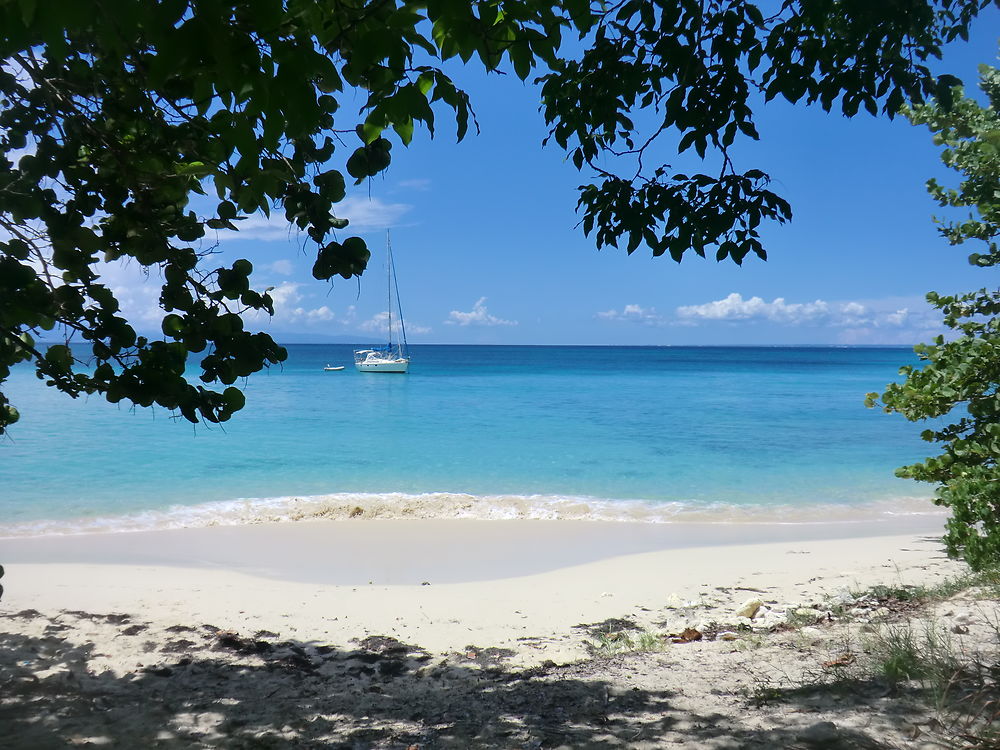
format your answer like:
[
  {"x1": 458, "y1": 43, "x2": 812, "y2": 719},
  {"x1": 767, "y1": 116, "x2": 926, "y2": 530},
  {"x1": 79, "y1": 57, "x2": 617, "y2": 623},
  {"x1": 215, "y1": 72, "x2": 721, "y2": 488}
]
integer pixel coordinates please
[
  {"x1": 4, "y1": 516, "x2": 997, "y2": 748},
  {"x1": 0, "y1": 517, "x2": 960, "y2": 655}
]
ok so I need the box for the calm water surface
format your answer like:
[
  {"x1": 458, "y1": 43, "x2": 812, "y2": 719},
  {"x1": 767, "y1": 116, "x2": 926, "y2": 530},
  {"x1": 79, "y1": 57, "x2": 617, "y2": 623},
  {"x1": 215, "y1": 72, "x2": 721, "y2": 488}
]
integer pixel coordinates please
[{"x1": 0, "y1": 345, "x2": 938, "y2": 532}]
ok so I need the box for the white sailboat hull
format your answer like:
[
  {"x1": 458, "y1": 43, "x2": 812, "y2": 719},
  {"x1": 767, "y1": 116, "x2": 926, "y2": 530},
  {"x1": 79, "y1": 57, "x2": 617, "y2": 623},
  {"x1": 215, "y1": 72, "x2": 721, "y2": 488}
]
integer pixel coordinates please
[{"x1": 355, "y1": 359, "x2": 409, "y2": 373}]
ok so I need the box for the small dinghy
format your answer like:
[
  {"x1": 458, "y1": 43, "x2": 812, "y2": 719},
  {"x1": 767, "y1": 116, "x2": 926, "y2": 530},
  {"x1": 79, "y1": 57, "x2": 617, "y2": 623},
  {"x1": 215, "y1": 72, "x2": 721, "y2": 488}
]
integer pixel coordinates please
[{"x1": 323, "y1": 365, "x2": 345, "y2": 371}]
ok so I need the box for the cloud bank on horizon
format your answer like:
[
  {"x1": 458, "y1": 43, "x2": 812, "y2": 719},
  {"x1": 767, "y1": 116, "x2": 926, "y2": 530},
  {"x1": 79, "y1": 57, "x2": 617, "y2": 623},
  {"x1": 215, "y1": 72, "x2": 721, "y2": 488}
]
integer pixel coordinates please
[
  {"x1": 597, "y1": 293, "x2": 943, "y2": 345},
  {"x1": 98, "y1": 252, "x2": 941, "y2": 345}
]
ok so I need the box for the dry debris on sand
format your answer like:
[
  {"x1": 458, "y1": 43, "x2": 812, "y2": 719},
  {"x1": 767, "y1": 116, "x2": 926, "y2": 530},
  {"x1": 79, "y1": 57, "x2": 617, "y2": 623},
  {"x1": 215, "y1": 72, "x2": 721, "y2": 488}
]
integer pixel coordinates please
[{"x1": 2, "y1": 574, "x2": 998, "y2": 750}]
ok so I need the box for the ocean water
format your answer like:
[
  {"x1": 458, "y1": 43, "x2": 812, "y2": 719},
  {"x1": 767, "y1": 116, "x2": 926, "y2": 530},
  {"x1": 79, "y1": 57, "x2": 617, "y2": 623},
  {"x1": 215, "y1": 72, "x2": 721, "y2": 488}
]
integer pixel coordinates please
[{"x1": 0, "y1": 345, "x2": 941, "y2": 535}]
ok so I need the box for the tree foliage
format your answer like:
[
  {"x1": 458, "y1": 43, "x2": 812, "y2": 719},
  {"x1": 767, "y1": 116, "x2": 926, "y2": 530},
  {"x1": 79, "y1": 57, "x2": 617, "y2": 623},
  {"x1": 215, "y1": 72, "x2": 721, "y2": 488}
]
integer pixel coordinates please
[
  {"x1": 0, "y1": 0, "x2": 992, "y2": 432},
  {"x1": 540, "y1": 0, "x2": 985, "y2": 263},
  {"x1": 867, "y1": 61, "x2": 1000, "y2": 569}
]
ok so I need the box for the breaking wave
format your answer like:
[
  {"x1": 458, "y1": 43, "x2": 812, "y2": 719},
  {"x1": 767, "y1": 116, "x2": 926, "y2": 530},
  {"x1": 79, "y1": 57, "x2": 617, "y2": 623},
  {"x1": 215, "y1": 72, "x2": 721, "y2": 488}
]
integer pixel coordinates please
[{"x1": 0, "y1": 491, "x2": 944, "y2": 539}]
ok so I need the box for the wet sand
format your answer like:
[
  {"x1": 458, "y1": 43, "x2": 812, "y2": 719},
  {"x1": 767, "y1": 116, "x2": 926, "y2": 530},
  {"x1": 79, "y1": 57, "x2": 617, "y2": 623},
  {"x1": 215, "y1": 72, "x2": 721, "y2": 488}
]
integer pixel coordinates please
[{"x1": 1, "y1": 514, "x2": 946, "y2": 585}]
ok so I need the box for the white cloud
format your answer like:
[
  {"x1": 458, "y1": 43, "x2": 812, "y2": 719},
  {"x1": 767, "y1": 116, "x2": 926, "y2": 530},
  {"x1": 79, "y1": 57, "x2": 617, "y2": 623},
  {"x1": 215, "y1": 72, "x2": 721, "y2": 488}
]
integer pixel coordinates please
[
  {"x1": 213, "y1": 195, "x2": 413, "y2": 242},
  {"x1": 92, "y1": 263, "x2": 342, "y2": 333},
  {"x1": 337, "y1": 194, "x2": 413, "y2": 231},
  {"x1": 359, "y1": 311, "x2": 390, "y2": 333},
  {"x1": 885, "y1": 308, "x2": 910, "y2": 327},
  {"x1": 841, "y1": 301, "x2": 866, "y2": 317},
  {"x1": 445, "y1": 297, "x2": 517, "y2": 327},
  {"x1": 221, "y1": 214, "x2": 301, "y2": 242},
  {"x1": 305, "y1": 306, "x2": 335, "y2": 322},
  {"x1": 596, "y1": 304, "x2": 665, "y2": 325},
  {"x1": 671, "y1": 292, "x2": 946, "y2": 343},
  {"x1": 678, "y1": 294, "x2": 937, "y2": 331},
  {"x1": 358, "y1": 310, "x2": 430, "y2": 335},
  {"x1": 676, "y1": 293, "x2": 829, "y2": 324},
  {"x1": 98, "y1": 261, "x2": 164, "y2": 328},
  {"x1": 248, "y1": 282, "x2": 336, "y2": 326}
]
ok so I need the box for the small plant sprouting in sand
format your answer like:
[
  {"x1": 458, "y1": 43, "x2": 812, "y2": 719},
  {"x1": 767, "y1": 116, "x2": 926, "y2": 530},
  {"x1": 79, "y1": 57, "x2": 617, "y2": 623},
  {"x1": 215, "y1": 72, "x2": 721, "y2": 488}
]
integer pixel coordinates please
[
  {"x1": 870, "y1": 583, "x2": 928, "y2": 602},
  {"x1": 586, "y1": 629, "x2": 669, "y2": 657},
  {"x1": 633, "y1": 631, "x2": 668, "y2": 651},
  {"x1": 871, "y1": 622, "x2": 961, "y2": 689},
  {"x1": 784, "y1": 609, "x2": 826, "y2": 628},
  {"x1": 745, "y1": 672, "x2": 784, "y2": 708},
  {"x1": 739, "y1": 662, "x2": 802, "y2": 708}
]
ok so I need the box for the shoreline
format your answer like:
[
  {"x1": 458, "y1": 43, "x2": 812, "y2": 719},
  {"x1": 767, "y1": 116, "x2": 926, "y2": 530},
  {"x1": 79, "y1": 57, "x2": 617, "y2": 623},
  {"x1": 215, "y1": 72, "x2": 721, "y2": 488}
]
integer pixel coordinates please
[
  {"x1": 0, "y1": 490, "x2": 944, "y2": 540},
  {"x1": 0, "y1": 515, "x2": 949, "y2": 584}
]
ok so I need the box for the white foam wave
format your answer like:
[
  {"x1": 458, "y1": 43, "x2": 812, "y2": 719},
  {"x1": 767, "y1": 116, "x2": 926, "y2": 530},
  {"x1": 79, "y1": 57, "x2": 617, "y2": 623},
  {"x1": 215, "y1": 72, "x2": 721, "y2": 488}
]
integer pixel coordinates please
[{"x1": 0, "y1": 491, "x2": 945, "y2": 539}]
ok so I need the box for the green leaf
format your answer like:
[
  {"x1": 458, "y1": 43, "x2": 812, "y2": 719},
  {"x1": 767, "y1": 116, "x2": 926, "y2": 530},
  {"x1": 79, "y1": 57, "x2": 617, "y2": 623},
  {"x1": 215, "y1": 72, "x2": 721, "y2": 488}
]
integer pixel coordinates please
[
  {"x1": 416, "y1": 72, "x2": 434, "y2": 96},
  {"x1": 223, "y1": 386, "x2": 246, "y2": 411},
  {"x1": 44, "y1": 344, "x2": 73, "y2": 370},
  {"x1": 175, "y1": 161, "x2": 212, "y2": 177},
  {"x1": 509, "y1": 43, "x2": 531, "y2": 81},
  {"x1": 162, "y1": 314, "x2": 185, "y2": 338},
  {"x1": 218, "y1": 200, "x2": 238, "y2": 220},
  {"x1": 2, "y1": 404, "x2": 20, "y2": 426},
  {"x1": 393, "y1": 117, "x2": 415, "y2": 146},
  {"x1": 361, "y1": 121, "x2": 383, "y2": 145}
]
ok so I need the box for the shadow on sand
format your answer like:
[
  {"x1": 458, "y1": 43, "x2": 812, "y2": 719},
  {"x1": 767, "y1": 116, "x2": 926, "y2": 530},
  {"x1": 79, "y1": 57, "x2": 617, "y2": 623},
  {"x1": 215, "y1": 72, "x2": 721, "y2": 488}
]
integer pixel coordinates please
[{"x1": 0, "y1": 608, "x2": 932, "y2": 749}]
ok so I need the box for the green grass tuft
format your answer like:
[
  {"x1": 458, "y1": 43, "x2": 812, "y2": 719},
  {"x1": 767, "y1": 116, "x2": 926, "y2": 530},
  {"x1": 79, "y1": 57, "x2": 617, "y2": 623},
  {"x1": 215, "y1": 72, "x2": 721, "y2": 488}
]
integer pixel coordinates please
[{"x1": 586, "y1": 629, "x2": 669, "y2": 657}]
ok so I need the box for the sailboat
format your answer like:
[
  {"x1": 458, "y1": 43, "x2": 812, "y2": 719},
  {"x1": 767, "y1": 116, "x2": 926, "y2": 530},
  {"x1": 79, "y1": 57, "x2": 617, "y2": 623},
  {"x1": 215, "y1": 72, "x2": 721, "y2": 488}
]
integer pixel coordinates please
[{"x1": 354, "y1": 233, "x2": 410, "y2": 373}]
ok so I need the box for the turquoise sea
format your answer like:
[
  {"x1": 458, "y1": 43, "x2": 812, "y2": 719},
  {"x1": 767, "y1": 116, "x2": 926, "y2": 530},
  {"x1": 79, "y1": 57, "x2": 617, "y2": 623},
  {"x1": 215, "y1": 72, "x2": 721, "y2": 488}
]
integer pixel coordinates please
[{"x1": 0, "y1": 345, "x2": 942, "y2": 535}]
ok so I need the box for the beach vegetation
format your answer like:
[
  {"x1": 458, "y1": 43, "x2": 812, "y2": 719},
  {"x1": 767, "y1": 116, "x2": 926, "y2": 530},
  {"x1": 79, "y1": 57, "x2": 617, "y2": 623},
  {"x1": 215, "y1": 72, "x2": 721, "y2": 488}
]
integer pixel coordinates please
[
  {"x1": 879, "y1": 568, "x2": 1000, "y2": 602},
  {"x1": 803, "y1": 580, "x2": 1000, "y2": 747},
  {"x1": 868, "y1": 620, "x2": 960, "y2": 689},
  {"x1": 744, "y1": 672, "x2": 786, "y2": 708},
  {"x1": 585, "y1": 628, "x2": 669, "y2": 657},
  {"x1": 849, "y1": 567, "x2": 1000, "y2": 606},
  {"x1": 862, "y1": 620, "x2": 1000, "y2": 746},
  {"x1": 783, "y1": 608, "x2": 827, "y2": 628},
  {"x1": 801, "y1": 570, "x2": 1000, "y2": 626},
  {"x1": 867, "y1": 60, "x2": 1000, "y2": 571},
  {"x1": 0, "y1": 0, "x2": 993, "y2": 430}
]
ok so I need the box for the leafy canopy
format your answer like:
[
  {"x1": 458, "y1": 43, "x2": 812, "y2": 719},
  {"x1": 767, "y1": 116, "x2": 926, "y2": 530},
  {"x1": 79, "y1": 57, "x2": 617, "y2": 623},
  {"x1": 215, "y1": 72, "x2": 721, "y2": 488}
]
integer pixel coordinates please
[
  {"x1": 867, "y1": 60, "x2": 1000, "y2": 569},
  {"x1": 0, "y1": 0, "x2": 991, "y2": 432}
]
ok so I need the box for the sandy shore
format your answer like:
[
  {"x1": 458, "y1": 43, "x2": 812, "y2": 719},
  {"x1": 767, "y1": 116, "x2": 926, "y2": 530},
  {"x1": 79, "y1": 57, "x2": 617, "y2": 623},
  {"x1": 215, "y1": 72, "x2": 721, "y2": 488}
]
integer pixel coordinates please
[
  {"x1": 1, "y1": 516, "x2": 955, "y2": 655},
  {"x1": 4, "y1": 517, "x2": 995, "y2": 749}
]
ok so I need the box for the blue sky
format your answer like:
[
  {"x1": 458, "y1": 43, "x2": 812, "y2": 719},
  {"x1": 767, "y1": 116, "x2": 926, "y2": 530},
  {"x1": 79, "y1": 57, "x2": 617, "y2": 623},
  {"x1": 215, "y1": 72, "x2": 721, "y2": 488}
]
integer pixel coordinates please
[{"x1": 107, "y1": 11, "x2": 1000, "y2": 346}]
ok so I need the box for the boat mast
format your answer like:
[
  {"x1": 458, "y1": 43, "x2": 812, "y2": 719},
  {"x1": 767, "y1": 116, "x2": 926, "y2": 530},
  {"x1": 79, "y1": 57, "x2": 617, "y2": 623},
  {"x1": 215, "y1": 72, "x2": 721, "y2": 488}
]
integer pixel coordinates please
[
  {"x1": 391, "y1": 236, "x2": 408, "y2": 357},
  {"x1": 386, "y1": 230, "x2": 392, "y2": 351}
]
